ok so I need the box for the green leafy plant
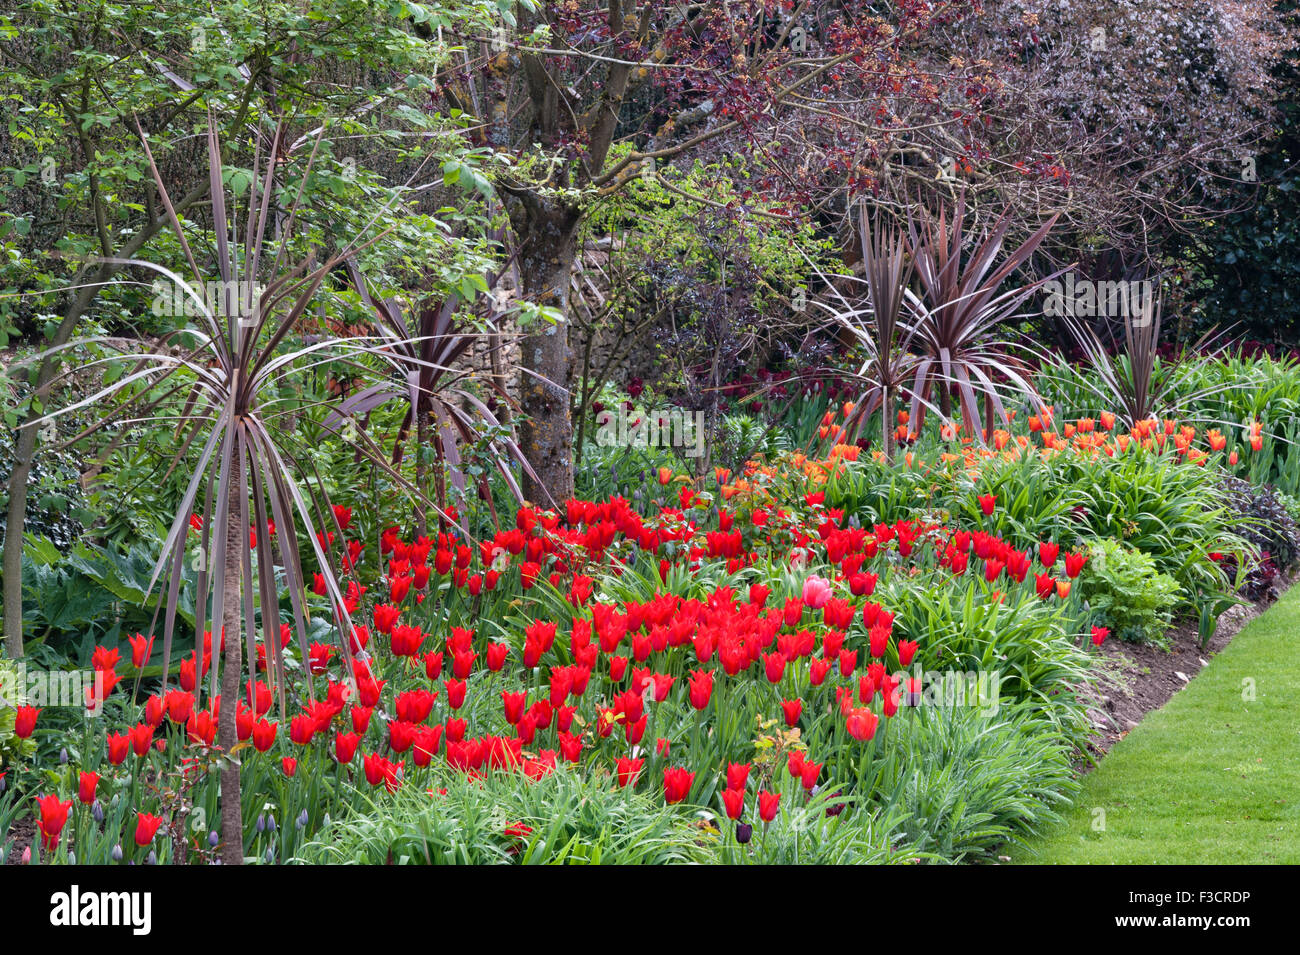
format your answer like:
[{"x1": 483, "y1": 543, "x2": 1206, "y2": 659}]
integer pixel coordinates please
[{"x1": 1076, "y1": 538, "x2": 1182, "y2": 647}]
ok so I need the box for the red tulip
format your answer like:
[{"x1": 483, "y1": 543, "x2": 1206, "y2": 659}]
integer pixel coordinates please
[
  {"x1": 388, "y1": 719, "x2": 417, "y2": 754},
  {"x1": 35, "y1": 793, "x2": 73, "y2": 851},
  {"x1": 1064, "y1": 551, "x2": 1087, "y2": 578},
  {"x1": 763, "y1": 652, "x2": 787, "y2": 683},
  {"x1": 609, "y1": 654, "x2": 629, "y2": 682},
  {"x1": 412, "y1": 725, "x2": 443, "y2": 766},
  {"x1": 758, "y1": 791, "x2": 780, "y2": 823},
  {"x1": 144, "y1": 694, "x2": 165, "y2": 728},
  {"x1": 978, "y1": 494, "x2": 996, "y2": 516},
  {"x1": 128, "y1": 632, "x2": 155, "y2": 668},
  {"x1": 134, "y1": 812, "x2": 165, "y2": 847},
  {"x1": 616, "y1": 756, "x2": 645, "y2": 788},
  {"x1": 444, "y1": 678, "x2": 467, "y2": 710},
  {"x1": 1038, "y1": 542, "x2": 1059, "y2": 568},
  {"x1": 502, "y1": 690, "x2": 527, "y2": 725},
  {"x1": 335, "y1": 731, "x2": 360, "y2": 764},
  {"x1": 14, "y1": 706, "x2": 39, "y2": 739},
  {"x1": 721, "y1": 787, "x2": 745, "y2": 820},
  {"x1": 662, "y1": 767, "x2": 694, "y2": 804},
  {"x1": 559, "y1": 732, "x2": 583, "y2": 763},
  {"x1": 129, "y1": 723, "x2": 154, "y2": 757},
  {"x1": 164, "y1": 689, "x2": 194, "y2": 724},
  {"x1": 846, "y1": 708, "x2": 879, "y2": 741},
  {"x1": 187, "y1": 710, "x2": 217, "y2": 746},
  {"x1": 423, "y1": 651, "x2": 444, "y2": 681},
  {"x1": 897, "y1": 639, "x2": 918, "y2": 667},
  {"x1": 486, "y1": 642, "x2": 509, "y2": 671},
  {"x1": 787, "y1": 750, "x2": 806, "y2": 778},
  {"x1": 781, "y1": 699, "x2": 802, "y2": 727},
  {"x1": 838, "y1": 648, "x2": 857, "y2": 677},
  {"x1": 251, "y1": 719, "x2": 278, "y2": 752},
  {"x1": 800, "y1": 759, "x2": 821, "y2": 790},
  {"x1": 688, "y1": 669, "x2": 714, "y2": 710},
  {"x1": 350, "y1": 706, "x2": 373, "y2": 734},
  {"x1": 106, "y1": 732, "x2": 130, "y2": 765},
  {"x1": 394, "y1": 689, "x2": 437, "y2": 724},
  {"x1": 720, "y1": 765, "x2": 748, "y2": 795},
  {"x1": 282, "y1": 757, "x2": 298, "y2": 777},
  {"x1": 77, "y1": 771, "x2": 100, "y2": 805},
  {"x1": 1091, "y1": 626, "x2": 1110, "y2": 646}
]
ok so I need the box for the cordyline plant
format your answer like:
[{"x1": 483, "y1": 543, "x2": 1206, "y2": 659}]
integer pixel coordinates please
[
  {"x1": 813, "y1": 205, "x2": 925, "y2": 459},
  {"x1": 20, "y1": 114, "x2": 421, "y2": 863},
  {"x1": 1050, "y1": 290, "x2": 1233, "y2": 429},
  {"x1": 904, "y1": 193, "x2": 1065, "y2": 439},
  {"x1": 333, "y1": 238, "x2": 544, "y2": 529}
]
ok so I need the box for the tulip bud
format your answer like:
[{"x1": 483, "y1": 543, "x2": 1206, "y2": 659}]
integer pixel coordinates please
[
  {"x1": 735, "y1": 823, "x2": 752, "y2": 845},
  {"x1": 146, "y1": 850, "x2": 157, "y2": 865},
  {"x1": 264, "y1": 847, "x2": 275, "y2": 864},
  {"x1": 256, "y1": 814, "x2": 265, "y2": 833},
  {"x1": 208, "y1": 831, "x2": 219, "y2": 847},
  {"x1": 297, "y1": 809, "x2": 308, "y2": 830},
  {"x1": 267, "y1": 815, "x2": 277, "y2": 834},
  {"x1": 111, "y1": 844, "x2": 123, "y2": 861},
  {"x1": 92, "y1": 801, "x2": 104, "y2": 823},
  {"x1": 59, "y1": 748, "x2": 68, "y2": 764}
]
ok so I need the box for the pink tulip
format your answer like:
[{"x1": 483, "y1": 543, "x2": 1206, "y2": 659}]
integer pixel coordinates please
[{"x1": 802, "y1": 575, "x2": 833, "y2": 609}]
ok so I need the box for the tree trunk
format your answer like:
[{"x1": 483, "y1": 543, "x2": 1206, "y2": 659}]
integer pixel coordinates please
[
  {"x1": 217, "y1": 476, "x2": 244, "y2": 865},
  {"x1": 515, "y1": 200, "x2": 580, "y2": 507},
  {"x1": 1, "y1": 423, "x2": 37, "y2": 658}
]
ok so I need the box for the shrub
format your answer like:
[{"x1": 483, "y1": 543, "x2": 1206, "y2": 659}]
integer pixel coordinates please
[
  {"x1": 1075, "y1": 538, "x2": 1181, "y2": 647},
  {"x1": 1214, "y1": 475, "x2": 1300, "y2": 599}
]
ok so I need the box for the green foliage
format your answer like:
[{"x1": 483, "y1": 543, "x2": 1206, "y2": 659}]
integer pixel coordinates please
[
  {"x1": 715, "y1": 787, "x2": 913, "y2": 865},
  {"x1": 1076, "y1": 538, "x2": 1181, "y2": 647},
  {"x1": 20, "y1": 534, "x2": 194, "y2": 662},
  {"x1": 1057, "y1": 452, "x2": 1242, "y2": 633},
  {"x1": 884, "y1": 575, "x2": 1092, "y2": 742},
  {"x1": 0, "y1": 420, "x2": 88, "y2": 549},
  {"x1": 882, "y1": 701, "x2": 1078, "y2": 863},
  {"x1": 294, "y1": 766, "x2": 711, "y2": 865},
  {"x1": 584, "y1": 147, "x2": 833, "y2": 309}
]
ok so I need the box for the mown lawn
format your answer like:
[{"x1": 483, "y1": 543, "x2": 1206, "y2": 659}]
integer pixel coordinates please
[{"x1": 1012, "y1": 584, "x2": 1300, "y2": 864}]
